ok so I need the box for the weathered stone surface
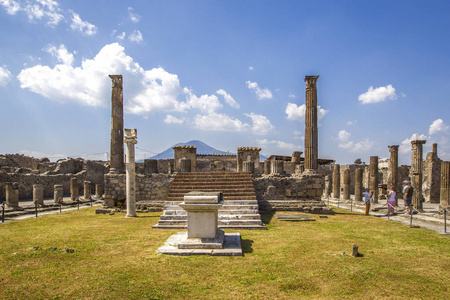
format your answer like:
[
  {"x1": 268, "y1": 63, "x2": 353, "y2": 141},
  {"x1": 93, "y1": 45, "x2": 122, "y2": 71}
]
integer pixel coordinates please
[
  {"x1": 109, "y1": 74, "x2": 124, "y2": 174},
  {"x1": 33, "y1": 184, "x2": 44, "y2": 205},
  {"x1": 54, "y1": 184, "x2": 63, "y2": 203},
  {"x1": 332, "y1": 164, "x2": 340, "y2": 199},
  {"x1": 304, "y1": 75, "x2": 319, "y2": 170},
  {"x1": 173, "y1": 146, "x2": 196, "y2": 172},
  {"x1": 354, "y1": 168, "x2": 363, "y2": 202},
  {"x1": 440, "y1": 161, "x2": 450, "y2": 209},
  {"x1": 369, "y1": 156, "x2": 378, "y2": 203},
  {"x1": 124, "y1": 128, "x2": 138, "y2": 218},
  {"x1": 343, "y1": 169, "x2": 350, "y2": 200},
  {"x1": 411, "y1": 140, "x2": 426, "y2": 210},
  {"x1": 237, "y1": 147, "x2": 261, "y2": 173},
  {"x1": 423, "y1": 151, "x2": 441, "y2": 203}
]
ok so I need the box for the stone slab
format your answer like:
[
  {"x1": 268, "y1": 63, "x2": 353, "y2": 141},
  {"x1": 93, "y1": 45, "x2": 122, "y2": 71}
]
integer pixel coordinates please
[
  {"x1": 157, "y1": 232, "x2": 242, "y2": 256},
  {"x1": 275, "y1": 213, "x2": 316, "y2": 221},
  {"x1": 178, "y1": 229, "x2": 225, "y2": 249}
]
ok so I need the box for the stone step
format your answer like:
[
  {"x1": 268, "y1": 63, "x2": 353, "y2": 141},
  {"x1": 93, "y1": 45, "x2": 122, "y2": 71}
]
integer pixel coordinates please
[
  {"x1": 167, "y1": 191, "x2": 256, "y2": 197},
  {"x1": 221, "y1": 205, "x2": 259, "y2": 210},
  {"x1": 163, "y1": 210, "x2": 187, "y2": 216},
  {"x1": 218, "y1": 214, "x2": 262, "y2": 220},
  {"x1": 160, "y1": 215, "x2": 187, "y2": 220},
  {"x1": 165, "y1": 196, "x2": 257, "y2": 201},
  {"x1": 218, "y1": 219, "x2": 264, "y2": 226}
]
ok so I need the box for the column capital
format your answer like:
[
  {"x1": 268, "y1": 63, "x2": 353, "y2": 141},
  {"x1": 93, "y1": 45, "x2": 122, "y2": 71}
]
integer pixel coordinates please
[
  {"x1": 411, "y1": 139, "x2": 426, "y2": 146},
  {"x1": 304, "y1": 75, "x2": 319, "y2": 88},
  {"x1": 124, "y1": 128, "x2": 137, "y2": 144},
  {"x1": 388, "y1": 145, "x2": 399, "y2": 152},
  {"x1": 109, "y1": 75, "x2": 123, "y2": 88}
]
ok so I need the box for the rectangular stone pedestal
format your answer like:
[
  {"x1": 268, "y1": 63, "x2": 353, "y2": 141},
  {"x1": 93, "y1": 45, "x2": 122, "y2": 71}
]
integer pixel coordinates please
[{"x1": 157, "y1": 232, "x2": 242, "y2": 256}]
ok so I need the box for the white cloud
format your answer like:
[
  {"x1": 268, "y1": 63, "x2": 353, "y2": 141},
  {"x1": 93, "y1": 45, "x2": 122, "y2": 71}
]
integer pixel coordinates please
[
  {"x1": 245, "y1": 113, "x2": 274, "y2": 135},
  {"x1": 116, "y1": 32, "x2": 126, "y2": 40},
  {"x1": 288, "y1": 93, "x2": 296, "y2": 98},
  {"x1": 186, "y1": 92, "x2": 222, "y2": 113},
  {"x1": 285, "y1": 103, "x2": 327, "y2": 121},
  {"x1": 246, "y1": 80, "x2": 273, "y2": 100},
  {"x1": 248, "y1": 66, "x2": 254, "y2": 70},
  {"x1": 70, "y1": 11, "x2": 97, "y2": 35},
  {"x1": 128, "y1": 7, "x2": 141, "y2": 23},
  {"x1": 337, "y1": 129, "x2": 351, "y2": 142},
  {"x1": 358, "y1": 84, "x2": 398, "y2": 104},
  {"x1": 399, "y1": 133, "x2": 429, "y2": 155},
  {"x1": 429, "y1": 119, "x2": 449, "y2": 135},
  {"x1": 193, "y1": 112, "x2": 250, "y2": 132},
  {"x1": 164, "y1": 115, "x2": 184, "y2": 124},
  {"x1": 129, "y1": 30, "x2": 143, "y2": 43},
  {"x1": 346, "y1": 120, "x2": 357, "y2": 125},
  {"x1": 0, "y1": 0, "x2": 21, "y2": 14},
  {"x1": 45, "y1": 44, "x2": 74, "y2": 65},
  {"x1": 1, "y1": 0, "x2": 63, "y2": 25},
  {"x1": 257, "y1": 139, "x2": 299, "y2": 154},
  {"x1": 0, "y1": 65, "x2": 12, "y2": 86},
  {"x1": 216, "y1": 89, "x2": 239, "y2": 109}
]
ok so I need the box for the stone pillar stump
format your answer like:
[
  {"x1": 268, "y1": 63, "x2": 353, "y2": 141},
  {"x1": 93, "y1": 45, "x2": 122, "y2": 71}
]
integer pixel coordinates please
[
  {"x1": 33, "y1": 184, "x2": 44, "y2": 206},
  {"x1": 54, "y1": 185, "x2": 64, "y2": 204},
  {"x1": 70, "y1": 178, "x2": 78, "y2": 201},
  {"x1": 84, "y1": 181, "x2": 91, "y2": 200}
]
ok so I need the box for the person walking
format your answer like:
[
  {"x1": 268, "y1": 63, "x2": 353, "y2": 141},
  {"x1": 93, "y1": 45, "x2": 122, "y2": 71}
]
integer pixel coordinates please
[
  {"x1": 387, "y1": 184, "x2": 396, "y2": 216},
  {"x1": 403, "y1": 180, "x2": 413, "y2": 215},
  {"x1": 364, "y1": 188, "x2": 372, "y2": 215}
]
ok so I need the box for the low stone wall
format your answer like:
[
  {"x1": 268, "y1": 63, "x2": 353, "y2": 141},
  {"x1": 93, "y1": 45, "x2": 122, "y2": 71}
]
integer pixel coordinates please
[
  {"x1": 104, "y1": 173, "x2": 174, "y2": 207},
  {"x1": 254, "y1": 172, "x2": 324, "y2": 201},
  {"x1": 0, "y1": 172, "x2": 87, "y2": 201}
]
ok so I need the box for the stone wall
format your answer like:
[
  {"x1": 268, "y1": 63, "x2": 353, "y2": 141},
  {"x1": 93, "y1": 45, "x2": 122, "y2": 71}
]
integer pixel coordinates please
[
  {"x1": 104, "y1": 173, "x2": 174, "y2": 207},
  {"x1": 254, "y1": 173, "x2": 324, "y2": 201},
  {"x1": 196, "y1": 155, "x2": 237, "y2": 172}
]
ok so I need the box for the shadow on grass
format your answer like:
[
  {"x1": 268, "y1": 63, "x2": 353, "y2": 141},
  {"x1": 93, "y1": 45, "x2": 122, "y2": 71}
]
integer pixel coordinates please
[
  {"x1": 260, "y1": 213, "x2": 274, "y2": 224},
  {"x1": 241, "y1": 239, "x2": 254, "y2": 255}
]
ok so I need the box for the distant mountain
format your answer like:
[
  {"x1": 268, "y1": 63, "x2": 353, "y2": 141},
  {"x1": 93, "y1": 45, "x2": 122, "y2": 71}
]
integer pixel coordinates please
[{"x1": 143, "y1": 140, "x2": 232, "y2": 160}]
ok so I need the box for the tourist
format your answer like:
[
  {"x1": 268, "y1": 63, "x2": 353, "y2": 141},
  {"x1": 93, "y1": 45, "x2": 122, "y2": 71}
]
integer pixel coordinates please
[
  {"x1": 364, "y1": 188, "x2": 371, "y2": 215},
  {"x1": 403, "y1": 180, "x2": 413, "y2": 215},
  {"x1": 387, "y1": 184, "x2": 396, "y2": 216}
]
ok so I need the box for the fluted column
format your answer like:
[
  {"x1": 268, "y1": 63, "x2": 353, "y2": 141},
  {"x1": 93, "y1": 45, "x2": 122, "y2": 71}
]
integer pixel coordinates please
[
  {"x1": 125, "y1": 129, "x2": 138, "y2": 218},
  {"x1": 440, "y1": 161, "x2": 450, "y2": 208},
  {"x1": 109, "y1": 75, "x2": 124, "y2": 174},
  {"x1": 411, "y1": 140, "x2": 426, "y2": 210},
  {"x1": 304, "y1": 75, "x2": 319, "y2": 170},
  {"x1": 332, "y1": 164, "x2": 340, "y2": 199},
  {"x1": 388, "y1": 145, "x2": 399, "y2": 206},
  {"x1": 369, "y1": 156, "x2": 378, "y2": 203},
  {"x1": 355, "y1": 168, "x2": 363, "y2": 201},
  {"x1": 343, "y1": 169, "x2": 350, "y2": 200}
]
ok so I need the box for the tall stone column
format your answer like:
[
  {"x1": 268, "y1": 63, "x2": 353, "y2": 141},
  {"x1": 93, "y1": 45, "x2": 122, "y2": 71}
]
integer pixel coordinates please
[
  {"x1": 332, "y1": 164, "x2": 340, "y2": 199},
  {"x1": 355, "y1": 168, "x2": 363, "y2": 201},
  {"x1": 369, "y1": 156, "x2": 378, "y2": 203},
  {"x1": 109, "y1": 75, "x2": 125, "y2": 174},
  {"x1": 70, "y1": 178, "x2": 78, "y2": 201},
  {"x1": 440, "y1": 161, "x2": 450, "y2": 209},
  {"x1": 433, "y1": 143, "x2": 438, "y2": 155},
  {"x1": 411, "y1": 140, "x2": 426, "y2": 210},
  {"x1": 124, "y1": 129, "x2": 138, "y2": 218},
  {"x1": 54, "y1": 184, "x2": 64, "y2": 203},
  {"x1": 304, "y1": 75, "x2": 319, "y2": 171},
  {"x1": 343, "y1": 169, "x2": 350, "y2": 201},
  {"x1": 33, "y1": 184, "x2": 44, "y2": 206},
  {"x1": 388, "y1": 145, "x2": 399, "y2": 206}
]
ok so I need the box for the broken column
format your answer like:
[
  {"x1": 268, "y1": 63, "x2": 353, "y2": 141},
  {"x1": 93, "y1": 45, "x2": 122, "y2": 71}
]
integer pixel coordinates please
[
  {"x1": 5, "y1": 182, "x2": 19, "y2": 209},
  {"x1": 354, "y1": 168, "x2": 363, "y2": 202},
  {"x1": 424, "y1": 148, "x2": 441, "y2": 203},
  {"x1": 369, "y1": 156, "x2": 378, "y2": 203},
  {"x1": 291, "y1": 151, "x2": 302, "y2": 164},
  {"x1": 124, "y1": 129, "x2": 138, "y2": 218},
  {"x1": 84, "y1": 181, "x2": 91, "y2": 200},
  {"x1": 440, "y1": 161, "x2": 450, "y2": 210},
  {"x1": 54, "y1": 184, "x2": 63, "y2": 203},
  {"x1": 271, "y1": 160, "x2": 284, "y2": 175},
  {"x1": 109, "y1": 75, "x2": 125, "y2": 174},
  {"x1": 95, "y1": 184, "x2": 103, "y2": 199},
  {"x1": 332, "y1": 164, "x2": 340, "y2": 199},
  {"x1": 263, "y1": 161, "x2": 270, "y2": 175},
  {"x1": 323, "y1": 175, "x2": 331, "y2": 198},
  {"x1": 411, "y1": 140, "x2": 426, "y2": 210},
  {"x1": 242, "y1": 161, "x2": 255, "y2": 173},
  {"x1": 33, "y1": 184, "x2": 44, "y2": 206},
  {"x1": 343, "y1": 169, "x2": 350, "y2": 201},
  {"x1": 304, "y1": 75, "x2": 319, "y2": 171},
  {"x1": 70, "y1": 178, "x2": 78, "y2": 201},
  {"x1": 388, "y1": 145, "x2": 399, "y2": 206}
]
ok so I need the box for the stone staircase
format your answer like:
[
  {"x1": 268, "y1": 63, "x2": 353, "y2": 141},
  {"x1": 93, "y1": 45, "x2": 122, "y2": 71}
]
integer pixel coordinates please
[{"x1": 152, "y1": 172, "x2": 266, "y2": 230}]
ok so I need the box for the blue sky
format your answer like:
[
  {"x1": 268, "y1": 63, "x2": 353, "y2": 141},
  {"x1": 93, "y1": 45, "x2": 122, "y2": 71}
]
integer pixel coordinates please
[{"x1": 1, "y1": 0, "x2": 450, "y2": 165}]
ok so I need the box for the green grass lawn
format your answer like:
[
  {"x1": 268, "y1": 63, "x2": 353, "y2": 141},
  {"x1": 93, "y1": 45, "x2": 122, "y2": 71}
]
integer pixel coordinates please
[{"x1": 0, "y1": 208, "x2": 449, "y2": 299}]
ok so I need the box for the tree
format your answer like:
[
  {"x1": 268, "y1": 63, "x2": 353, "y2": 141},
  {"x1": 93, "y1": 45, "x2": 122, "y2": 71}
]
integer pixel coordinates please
[{"x1": 354, "y1": 158, "x2": 362, "y2": 164}]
